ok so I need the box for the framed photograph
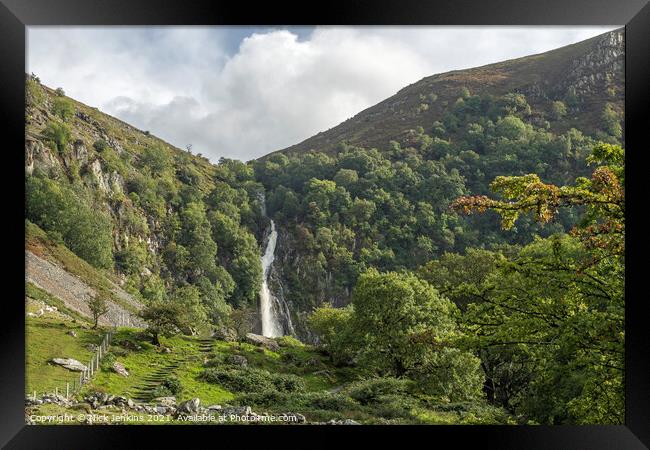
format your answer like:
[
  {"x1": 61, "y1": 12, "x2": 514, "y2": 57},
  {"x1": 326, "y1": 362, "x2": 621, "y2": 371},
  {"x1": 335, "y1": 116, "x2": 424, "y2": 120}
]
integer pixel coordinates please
[{"x1": 1, "y1": 0, "x2": 648, "y2": 447}]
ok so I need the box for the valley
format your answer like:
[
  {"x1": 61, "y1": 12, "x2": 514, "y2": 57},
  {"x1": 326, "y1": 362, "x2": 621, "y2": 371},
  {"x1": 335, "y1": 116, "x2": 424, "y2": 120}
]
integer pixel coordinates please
[{"x1": 24, "y1": 28, "x2": 625, "y2": 425}]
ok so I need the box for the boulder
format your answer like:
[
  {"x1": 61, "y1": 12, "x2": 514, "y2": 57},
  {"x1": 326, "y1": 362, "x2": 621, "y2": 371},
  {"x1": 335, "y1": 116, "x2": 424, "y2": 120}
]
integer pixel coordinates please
[
  {"x1": 206, "y1": 404, "x2": 222, "y2": 411},
  {"x1": 222, "y1": 405, "x2": 252, "y2": 416},
  {"x1": 227, "y1": 355, "x2": 248, "y2": 367},
  {"x1": 244, "y1": 333, "x2": 280, "y2": 352},
  {"x1": 51, "y1": 358, "x2": 88, "y2": 372},
  {"x1": 153, "y1": 396, "x2": 177, "y2": 407},
  {"x1": 67, "y1": 330, "x2": 78, "y2": 338},
  {"x1": 212, "y1": 327, "x2": 237, "y2": 342},
  {"x1": 112, "y1": 361, "x2": 129, "y2": 377},
  {"x1": 177, "y1": 398, "x2": 200, "y2": 414},
  {"x1": 111, "y1": 396, "x2": 128, "y2": 406}
]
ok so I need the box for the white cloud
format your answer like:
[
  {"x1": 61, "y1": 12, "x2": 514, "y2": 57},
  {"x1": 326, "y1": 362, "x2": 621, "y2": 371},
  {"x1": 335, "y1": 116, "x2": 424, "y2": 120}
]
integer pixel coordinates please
[{"x1": 27, "y1": 26, "x2": 618, "y2": 162}]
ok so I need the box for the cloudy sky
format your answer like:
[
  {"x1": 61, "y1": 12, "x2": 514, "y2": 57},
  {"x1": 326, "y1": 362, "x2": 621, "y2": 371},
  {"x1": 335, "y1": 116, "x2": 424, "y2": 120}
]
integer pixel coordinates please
[{"x1": 27, "y1": 26, "x2": 617, "y2": 162}]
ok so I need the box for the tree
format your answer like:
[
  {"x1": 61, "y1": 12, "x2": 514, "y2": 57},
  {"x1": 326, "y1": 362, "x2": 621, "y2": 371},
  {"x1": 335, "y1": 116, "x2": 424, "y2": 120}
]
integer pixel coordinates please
[
  {"x1": 139, "y1": 301, "x2": 185, "y2": 346},
  {"x1": 87, "y1": 294, "x2": 109, "y2": 329},
  {"x1": 229, "y1": 306, "x2": 256, "y2": 345},
  {"x1": 551, "y1": 101, "x2": 567, "y2": 120},
  {"x1": 601, "y1": 103, "x2": 622, "y2": 138},
  {"x1": 139, "y1": 287, "x2": 207, "y2": 345},
  {"x1": 451, "y1": 143, "x2": 625, "y2": 423},
  {"x1": 308, "y1": 303, "x2": 356, "y2": 365},
  {"x1": 351, "y1": 268, "x2": 483, "y2": 400},
  {"x1": 140, "y1": 145, "x2": 171, "y2": 176},
  {"x1": 26, "y1": 175, "x2": 114, "y2": 269}
]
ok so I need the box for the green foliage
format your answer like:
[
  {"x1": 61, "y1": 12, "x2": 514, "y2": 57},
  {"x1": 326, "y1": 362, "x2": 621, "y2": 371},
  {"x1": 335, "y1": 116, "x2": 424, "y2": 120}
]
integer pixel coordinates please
[
  {"x1": 26, "y1": 77, "x2": 45, "y2": 107},
  {"x1": 276, "y1": 335, "x2": 304, "y2": 348},
  {"x1": 42, "y1": 121, "x2": 71, "y2": 155},
  {"x1": 308, "y1": 304, "x2": 356, "y2": 365},
  {"x1": 87, "y1": 294, "x2": 109, "y2": 329},
  {"x1": 26, "y1": 175, "x2": 114, "y2": 269},
  {"x1": 351, "y1": 269, "x2": 483, "y2": 401},
  {"x1": 452, "y1": 143, "x2": 625, "y2": 424},
  {"x1": 139, "y1": 287, "x2": 208, "y2": 344},
  {"x1": 201, "y1": 367, "x2": 305, "y2": 393},
  {"x1": 140, "y1": 145, "x2": 172, "y2": 176},
  {"x1": 344, "y1": 377, "x2": 411, "y2": 405},
  {"x1": 496, "y1": 115, "x2": 527, "y2": 140},
  {"x1": 93, "y1": 139, "x2": 108, "y2": 152},
  {"x1": 551, "y1": 101, "x2": 567, "y2": 120},
  {"x1": 601, "y1": 103, "x2": 622, "y2": 138},
  {"x1": 100, "y1": 352, "x2": 117, "y2": 371},
  {"x1": 53, "y1": 97, "x2": 75, "y2": 122}
]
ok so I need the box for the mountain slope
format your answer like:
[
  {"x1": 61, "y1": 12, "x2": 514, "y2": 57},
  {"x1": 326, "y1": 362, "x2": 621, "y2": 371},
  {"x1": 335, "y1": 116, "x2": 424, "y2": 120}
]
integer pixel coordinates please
[{"x1": 270, "y1": 29, "x2": 623, "y2": 157}]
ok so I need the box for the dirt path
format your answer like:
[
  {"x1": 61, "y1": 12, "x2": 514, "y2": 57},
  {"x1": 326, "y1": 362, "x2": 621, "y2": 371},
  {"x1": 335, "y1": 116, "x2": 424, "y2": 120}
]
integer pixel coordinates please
[{"x1": 25, "y1": 250, "x2": 146, "y2": 328}]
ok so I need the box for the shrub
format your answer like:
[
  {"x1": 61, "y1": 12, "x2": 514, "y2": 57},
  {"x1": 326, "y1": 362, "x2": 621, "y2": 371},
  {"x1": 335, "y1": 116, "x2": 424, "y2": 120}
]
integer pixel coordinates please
[
  {"x1": 302, "y1": 391, "x2": 359, "y2": 411},
  {"x1": 162, "y1": 375, "x2": 183, "y2": 395},
  {"x1": 93, "y1": 139, "x2": 108, "y2": 152},
  {"x1": 53, "y1": 97, "x2": 75, "y2": 122},
  {"x1": 367, "y1": 394, "x2": 418, "y2": 419},
  {"x1": 150, "y1": 385, "x2": 173, "y2": 398},
  {"x1": 100, "y1": 352, "x2": 117, "y2": 371},
  {"x1": 272, "y1": 373, "x2": 306, "y2": 393},
  {"x1": 345, "y1": 377, "x2": 412, "y2": 405},
  {"x1": 276, "y1": 335, "x2": 304, "y2": 348},
  {"x1": 201, "y1": 367, "x2": 276, "y2": 393},
  {"x1": 55, "y1": 87, "x2": 65, "y2": 96},
  {"x1": 201, "y1": 367, "x2": 305, "y2": 393},
  {"x1": 42, "y1": 121, "x2": 71, "y2": 154}
]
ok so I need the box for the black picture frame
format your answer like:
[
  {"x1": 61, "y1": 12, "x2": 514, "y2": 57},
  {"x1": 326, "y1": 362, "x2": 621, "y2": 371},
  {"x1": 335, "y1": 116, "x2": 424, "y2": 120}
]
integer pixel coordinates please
[{"x1": 1, "y1": 0, "x2": 648, "y2": 447}]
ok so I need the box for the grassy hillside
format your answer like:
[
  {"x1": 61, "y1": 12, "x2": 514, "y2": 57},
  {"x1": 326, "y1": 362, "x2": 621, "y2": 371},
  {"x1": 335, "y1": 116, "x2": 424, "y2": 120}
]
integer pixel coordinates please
[{"x1": 26, "y1": 310, "x2": 512, "y2": 424}]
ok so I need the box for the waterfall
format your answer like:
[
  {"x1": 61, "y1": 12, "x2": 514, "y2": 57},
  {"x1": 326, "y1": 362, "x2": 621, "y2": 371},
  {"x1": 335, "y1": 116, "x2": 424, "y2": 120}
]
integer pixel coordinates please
[{"x1": 259, "y1": 220, "x2": 284, "y2": 337}]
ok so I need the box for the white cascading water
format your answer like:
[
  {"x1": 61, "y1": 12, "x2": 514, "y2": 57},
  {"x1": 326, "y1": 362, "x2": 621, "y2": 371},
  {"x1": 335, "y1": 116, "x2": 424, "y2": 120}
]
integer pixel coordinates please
[{"x1": 259, "y1": 220, "x2": 283, "y2": 337}]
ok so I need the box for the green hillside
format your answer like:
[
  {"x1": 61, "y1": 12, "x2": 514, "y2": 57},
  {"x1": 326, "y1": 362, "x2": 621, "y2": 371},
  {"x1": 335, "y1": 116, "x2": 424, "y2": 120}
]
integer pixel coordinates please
[{"x1": 271, "y1": 29, "x2": 623, "y2": 156}]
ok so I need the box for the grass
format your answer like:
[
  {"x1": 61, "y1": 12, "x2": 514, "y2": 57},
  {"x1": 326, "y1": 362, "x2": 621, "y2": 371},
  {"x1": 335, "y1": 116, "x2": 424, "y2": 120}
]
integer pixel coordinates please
[
  {"x1": 26, "y1": 315, "x2": 104, "y2": 395},
  {"x1": 26, "y1": 307, "x2": 511, "y2": 425}
]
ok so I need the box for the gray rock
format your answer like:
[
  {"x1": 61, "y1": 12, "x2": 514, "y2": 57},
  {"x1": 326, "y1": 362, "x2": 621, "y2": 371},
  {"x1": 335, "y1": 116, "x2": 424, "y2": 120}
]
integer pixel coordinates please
[
  {"x1": 153, "y1": 396, "x2": 176, "y2": 407},
  {"x1": 244, "y1": 333, "x2": 280, "y2": 352},
  {"x1": 206, "y1": 404, "x2": 222, "y2": 411},
  {"x1": 112, "y1": 361, "x2": 129, "y2": 377},
  {"x1": 212, "y1": 327, "x2": 237, "y2": 342},
  {"x1": 227, "y1": 355, "x2": 248, "y2": 367},
  {"x1": 154, "y1": 406, "x2": 167, "y2": 414},
  {"x1": 177, "y1": 398, "x2": 200, "y2": 414},
  {"x1": 51, "y1": 358, "x2": 88, "y2": 372},
  {"x1": 67, "y1": 330, "x2": 78, "y2": 338},
  {"x1": 112, "y1": 396, "x2": 128, "y2": 406},
  {"x1": 222, "y1": 405, "x2": 252, "y2": 416}
]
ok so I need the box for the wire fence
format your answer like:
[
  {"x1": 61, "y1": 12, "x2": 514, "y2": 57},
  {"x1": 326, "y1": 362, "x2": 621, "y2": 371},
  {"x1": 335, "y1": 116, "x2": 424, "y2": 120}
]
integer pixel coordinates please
[{"x1": 28, "y1": 327, "x2": 116, "y2": 402}]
